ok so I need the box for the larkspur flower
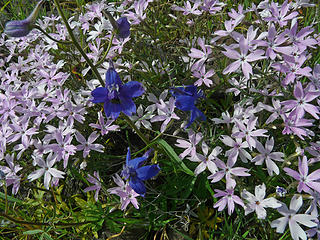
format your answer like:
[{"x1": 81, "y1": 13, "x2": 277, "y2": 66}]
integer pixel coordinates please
[
  {"x1": 271, "y1": 195, "x2": 317, "y2": 240},
  {"x1": 121, "y1": 148, "x2": 160, "y2": 196},
  {"x1": 116, "y1": 17, "x2": 130, "y2": 38},
  {"x1": 4, "y1": 0, "x2": 45, "y2": 37},
  {"x1": 241, "y1": 183, "x2": 281, "y2": 219},
  {"x1": 284, "y1": 156, "x2": 320, "y2": 193},
  {"x1": 84, "y1": 171, "x2": 101, "y2": 202},
  {"x1": 91, "y1": 62, "x2": 144, "y2": 119},
  {"x1": 171, "y1": 85, "x2": 206, "y2": 128}
]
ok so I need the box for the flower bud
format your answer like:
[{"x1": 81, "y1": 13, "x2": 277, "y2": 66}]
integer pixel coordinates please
[
  {"x1": 4, "y1": 0, "x2": 45, "y2": 37},
  {"x1": 116, "y1": 17, "x2": 130, "y2": 38}
]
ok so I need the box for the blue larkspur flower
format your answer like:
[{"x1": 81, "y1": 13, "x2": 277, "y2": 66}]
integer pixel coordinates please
[
  {"x1": 4, "y1": 0, "x2": 45, "y2": 37},
  {"x1": 121, "y1": 148, "x2": 160, "y2": 196},
  {"x1": 171, "y1": 85, "x2": 206, "y2": 128},
  {"x1": 116, "y1": 17, "x2": 130, "y2": 38},
  {"x1": 91, "y1": 62, "x2": 144, "y2": 119}
]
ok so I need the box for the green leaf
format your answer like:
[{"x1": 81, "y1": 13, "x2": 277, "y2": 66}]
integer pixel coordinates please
[
  {"x1": 42, "y1": 232, "x2": 54, "y2": 240},
  {"x1": 23, "y1": 229, "x2": 43, "y2": 235},
  {"x1": 0, "y1": 192, "x2": 23, "y2": 204},
  {"x1": 157, "y1": 139, "x2": 194, "y2": 176}
]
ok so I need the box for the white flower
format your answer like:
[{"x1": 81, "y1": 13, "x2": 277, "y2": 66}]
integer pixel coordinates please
[
  {"x1": 28, "y1": 154, "x2": 65, "y2": 189},
  {"x1": 241, "y1": 183, "x2": 281, "y2": 219}
]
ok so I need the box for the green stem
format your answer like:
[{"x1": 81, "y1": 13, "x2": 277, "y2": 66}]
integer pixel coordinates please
[
  {"x1": 0, "y1": 212, "x2": 95, "y2": 227},
  {"x1": 4, "y1": 183, "x2": 8, "y2": 214},
  {"x1": 34, "y1": 25, "x2": 72, "y2": 44},
  {"x1": 122, "y1": 114, "x2": 149, "y2": 146},
  {"x1": 53, "y1": 0, "x2": 104, "y2": 86},
  {"x1": 95, "y1": 32, "x2": 115, "y2": 67}
]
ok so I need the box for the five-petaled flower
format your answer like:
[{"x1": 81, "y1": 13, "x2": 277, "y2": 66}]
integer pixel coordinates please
[
  {"x1": 91, "y1": 61, "x2": 144, "y2": 119},
  {"x1": 121, "y1": 148, "x2": 160, "y2": 196}
]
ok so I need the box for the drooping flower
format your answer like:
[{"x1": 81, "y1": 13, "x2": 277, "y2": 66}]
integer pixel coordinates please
[
  {"x1": 4, "y1": 0, "x2": 45, "y2": 37},
  {"x1": 84, "y1": 171, "x2": 101, "y2": 202},
  {"x1": 116, "y1": 17, "x2": 130, "y2": 38},
  {"x1": 91, "y1": 62, "x2": 144, "y2": 119},
  {"x1": 121, "y1": 148, "x2": 160, "y2": 196},
  {"x1": 171, "y1": 85, "x2": 206, "y2": 128}
]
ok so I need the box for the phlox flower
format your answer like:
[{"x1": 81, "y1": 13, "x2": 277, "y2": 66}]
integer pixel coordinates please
[
  {"x1": 121, "y1": 148, "x2": 160, "y2": 196},
  {"x1": 282, "y1": 114, "x2": 313, "y2": 140},
  {"x1": 271, "y1": 195, "x2": 317, "y2": 240},
  {"x1": 89, "y1": 111, "x2": 119, "y2": 136},
  {"x1": 208, "y1": 156, "x2": 250, "y2": 188},
  {"x1": 129, "y1": 104, "x2": 154, "y2": 130},
  {"x1": 192, "y1": 65, "x2": 215, "y2": 87},
  {"x1": 281, "y1": 81, "x2": 320, "y2": 120},
  {"x1": 188, "y1": 142, "x2": 221, "y2": 176},
  {"x1": 108, "y1": 174, "x2": 140, "y2": 210},
  {"x1": 150, "y1": 97, "x2": 180, "y2": 133},
  {"x1": 0, "y1": 154, "x2": 22, "y2": 195},
  {"x1": 220, "y1": 135, "x2": 252, "y2": 164},
  {"x1": 241, "y1": 183, "x2": 281, "y2": 219},
  {"x1": 284, "y1": 156, "x2": 320, "y2": 194},
  {"x1": 75, "y1": 131, "x2": 104, "y2": 158},
  {"x1": 223, "y1": 36, "x2": 265, "y2": 79},
  {"x1": 175, "y1": 129, "x2": 202, "y2": 159},
  {"x1": 264, "y1": 1, "x2": 298, "y2": 27},
  {"x1": 172, "y1": 1, "x2": 202, "y2": 15},
  {"x1": 84, "y1": 171, "x2": 101, "y2": 202},
  {"x1": 171, "y1": 85, "x2": 206, "y2": 128},
  {"x1": 28, "y1": 153, "x2": 65, "y2": 190},
  {"x1": 91, "y1": 62, "x2": 144, "y2": 119},
  {"x1": 252, "y1": 137, "x2": 284, "y2": 176},
  {"x1": 188, "y1": 38, "x2": 212, "y2": 71},
  {"x1": 213, "y1": 188, "x2": 244, "y2": 215},
  {"x1": 232, "y1": 116, "x2": 268, "y2": 150}
]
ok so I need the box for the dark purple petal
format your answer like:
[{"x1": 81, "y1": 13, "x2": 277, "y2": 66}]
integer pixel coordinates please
[
  {"x1": 129, "y1": 177, "x2": 146, "y2": 196},
  {"x1": 91, "y1": 87, "x2": 108, "y2": 103},
  {"x1": 121, "y1": 81, "x2": 144, "y2": 98}
]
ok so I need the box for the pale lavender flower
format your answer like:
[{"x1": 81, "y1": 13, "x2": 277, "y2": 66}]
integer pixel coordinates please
[
  {"x1": 130, "y1": 105, "x2": 154, "y2": 130},
  {"x1": 200, "y1": 0, "x2": 225, "y2": 14},
  {"x1": 232, "y1": 117, "x2": 268, "y2": 150},
  {"x1": 264, "y1": 1, "x2": 298, "y2": 27},
  {"x1": 188, "y1": 142, "x2": 221, "y2": 175},
  {"x1": 28, "y1": 154, "x2": 65, "y2": 190},
  {"x1": 172, "y1": 1, "x2": 202, "y2": 15},
  {"x1": 208, "y1": 156, "x2": 250, "y2": 188},
  {"x1": 258, "y1": 98, "x2": 285, "y2": 124},
  {"x1": 241, "y1": 183, "x2": 281, "y2": 219},
  {"x1": 89, "y1": 112, "x2": 119, "y2": 136},
  {"x1": 305, "y1": 142, "x2": 320, "y2": 164},
  {"x1": 8, "y1": 119, "x2": 38, "y2": 148},
  {"x1": 75, "y1": 131, "x2": 104, "y2": 158},
  {"x1": 84, "y1": 171, "x2": 101, "y2": 202},
  {"x1": 255, "y1": 24, "x2": 292, "y2": 60},
  {"x1": 0, "y1": 154, "x2": 22, "y2": 195},
  {"x1": 150, "y1": 97, "x2": 180, "y2": 132},
  {"x1": 284, "y1": 156, "x2": 320, "y2": 194},
  {"x1": 192, "y1": 65, "x2": 215, "y2": 87},
  {"x1": 282, "y1": 114, "x2": 313, "y2": 140},
  {"x1": 281, "y1": 81, "x2": 320, "y2": 120},
  {"x1": 213, "y1": 17, "x2": 243, "y2": 39},
  {"x1": 213, "y1": 188, "x2": 244, "y2": 215},
  {"x1": 189, "y1": 38, "x2": 212, "y2": 72},
  {"x1": 271, "y1": 195, "x2": 317, "y2": 240},
  {"x1": 252, "y1": 138, "x2": 284, "y2": 176},
  {"x1": 286, "y1": 22, "x2": 317, "y2": 52},
  {"x1": 309, "y1": 64, "x2": 320, "y2": 89},
  {"x1": 175, "y1": 129, "x2": 202, "y2": 159},
  {"x1": 125, "y1": 0, "x2": 148, "y2": 25},
  {"x1": 108, "y1": 173, "x2": 140, "y2": 210},
  {"x1": 220, "y1": 135, "x2": 252, "y2": 164},
  {"x1": 223, "y1": 37, "x2": 265, "y2": 79}
]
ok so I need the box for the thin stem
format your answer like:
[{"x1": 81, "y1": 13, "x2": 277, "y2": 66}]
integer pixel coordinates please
[
  {"x1": 95, "y1": 32, "x2": 115, "y2": 67},
  {"x1": 4, "y1": 183, "x2": 8, "y2": 214},
  {"x1": 53, "y1": 0, "x2": 104, "y2": 86},
  {"x1": 34, "y1": 25, "x2": 72, "y2": 44},
  {"x1": 122, "y1": 114, "x2": 149, "y2": 145},
  {"x1": 0, "y1": 212, "x2": 95, "y2": 227}
]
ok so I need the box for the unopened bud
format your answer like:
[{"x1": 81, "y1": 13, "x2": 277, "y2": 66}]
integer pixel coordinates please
[{"x1": 4, "y1": 0, "x2": 45, "y2": 37}]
